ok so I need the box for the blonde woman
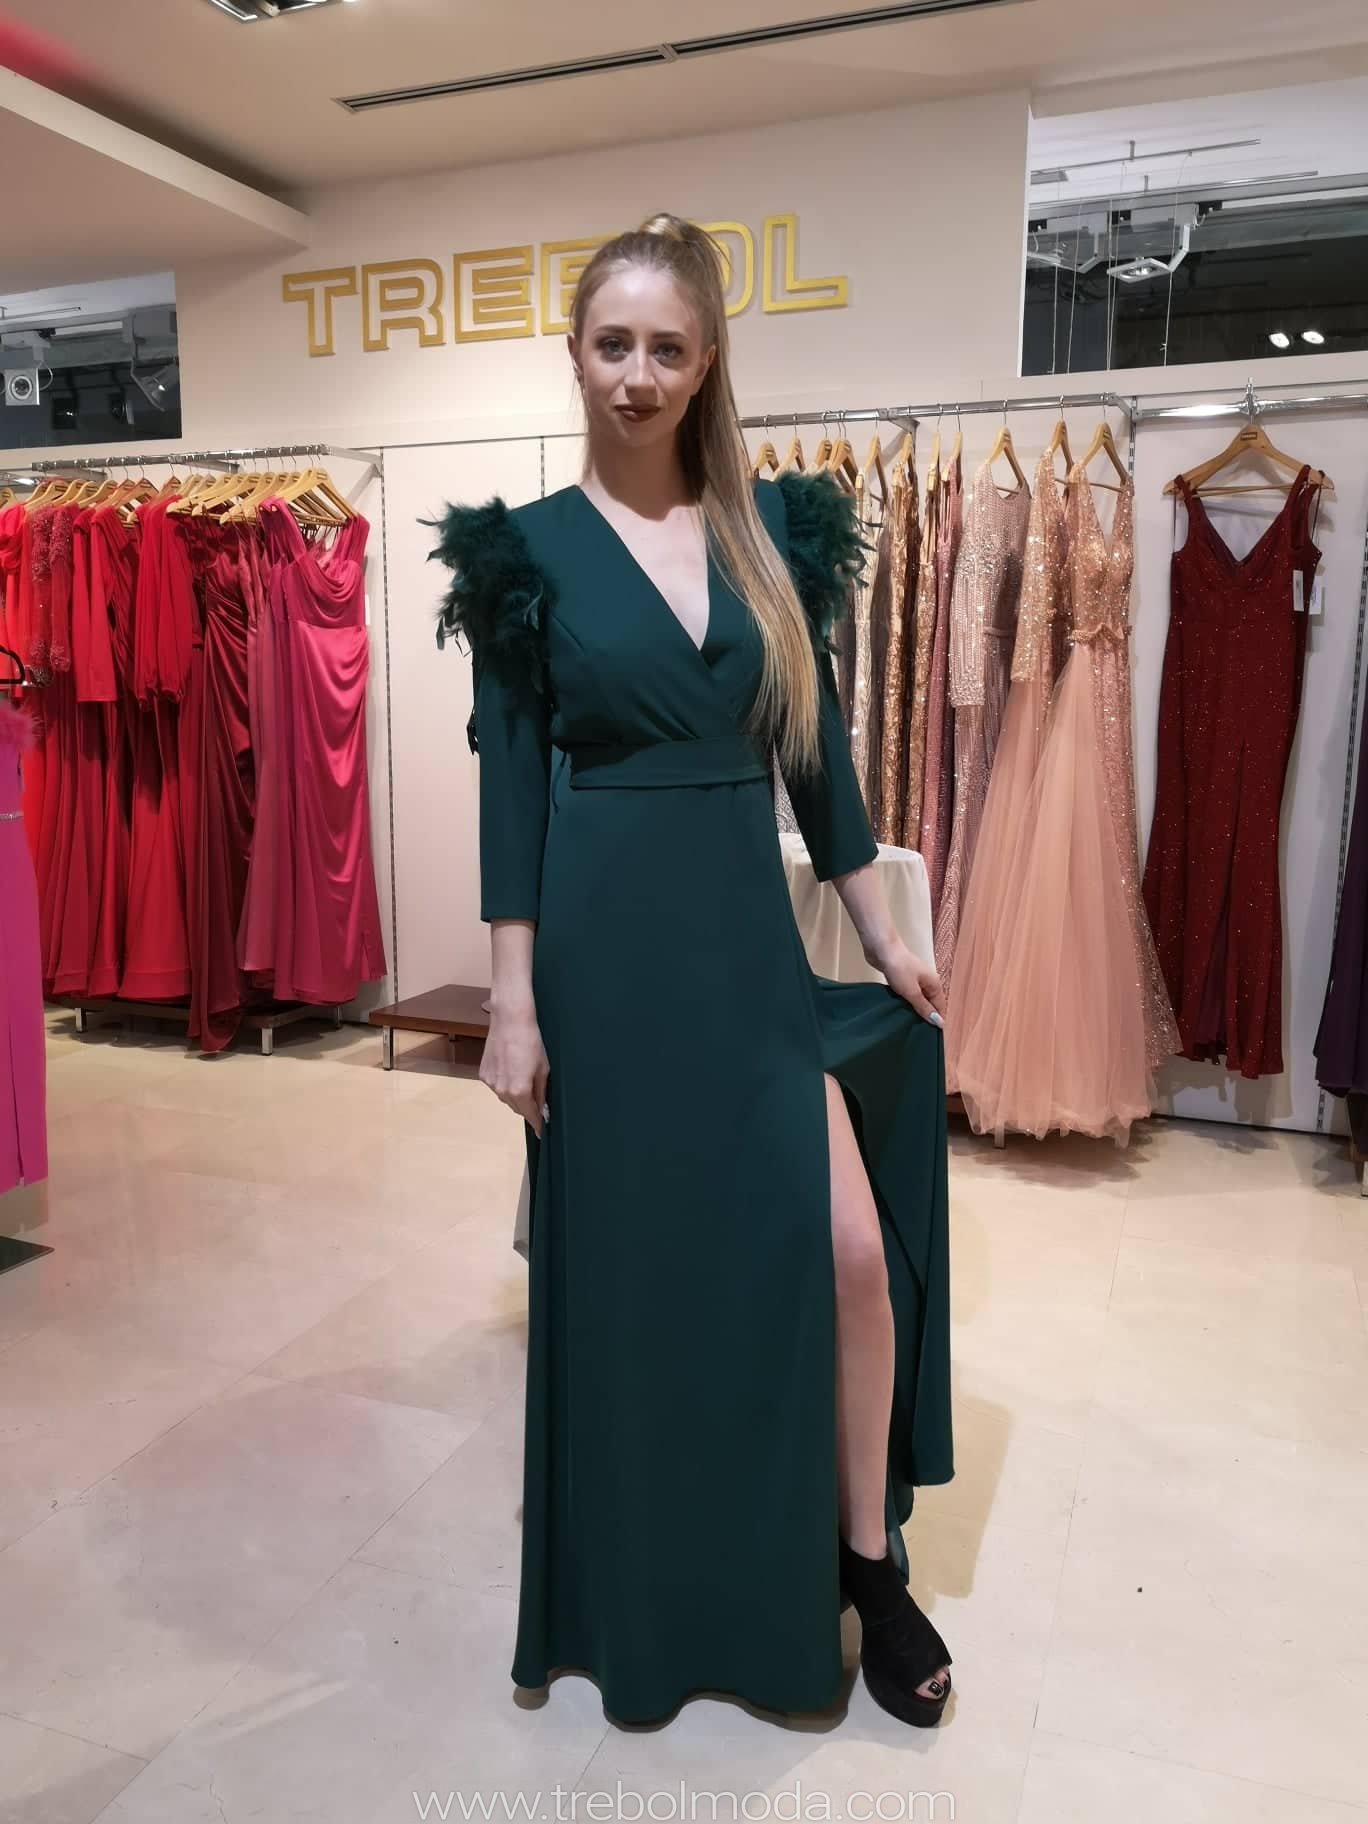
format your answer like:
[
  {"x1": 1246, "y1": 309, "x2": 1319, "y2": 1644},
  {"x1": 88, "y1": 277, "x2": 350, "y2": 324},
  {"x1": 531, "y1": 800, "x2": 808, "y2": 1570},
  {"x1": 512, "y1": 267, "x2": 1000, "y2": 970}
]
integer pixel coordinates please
[{"x1": 431, "y1": 215, "x2": 953, "y2": 1729}]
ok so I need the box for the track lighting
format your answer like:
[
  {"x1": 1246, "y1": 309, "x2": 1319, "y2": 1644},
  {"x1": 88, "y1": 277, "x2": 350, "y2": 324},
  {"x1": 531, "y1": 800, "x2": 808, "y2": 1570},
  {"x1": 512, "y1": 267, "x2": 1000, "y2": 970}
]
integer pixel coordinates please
[{"x1": 1268, "y1": 331, "x2": 1291, "y2": 349}]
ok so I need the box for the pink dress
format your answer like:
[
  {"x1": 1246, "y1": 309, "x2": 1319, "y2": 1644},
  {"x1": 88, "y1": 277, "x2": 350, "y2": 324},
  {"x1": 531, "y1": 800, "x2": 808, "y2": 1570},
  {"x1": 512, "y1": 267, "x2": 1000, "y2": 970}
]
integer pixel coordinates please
[
  {"x1": 918, "y1": 453, "x2": 963, "y2": 912},
  {"x1": 1, "y1": 695, "x2": 47, "y2": 1195},
  {"x1": 947, "y1": 453, "x2": 1070, "y2": 1091},
  {"x1": 258, "y1": 502, "x2": 385, "y2": 1003},
  {"x1": 932, "y1": 462, "x2": 1030, "y2": 987},
  {"x1": 947, "y1": 472, "x2": 1178, "y2": 1143}
]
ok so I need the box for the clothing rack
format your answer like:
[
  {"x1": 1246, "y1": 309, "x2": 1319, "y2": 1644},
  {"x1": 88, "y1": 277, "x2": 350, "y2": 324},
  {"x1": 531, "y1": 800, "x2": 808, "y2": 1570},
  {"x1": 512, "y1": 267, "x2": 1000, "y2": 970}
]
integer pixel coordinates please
[
  {"x1": 736, "y1": 390, "x2": 1136, "y2": 434},
  {"x1": 735, "y1": 377, "x2": 1368, "y2": 1137},
  {"x1": 0, "y1": 442, "x2": 385, "y2": 483}
]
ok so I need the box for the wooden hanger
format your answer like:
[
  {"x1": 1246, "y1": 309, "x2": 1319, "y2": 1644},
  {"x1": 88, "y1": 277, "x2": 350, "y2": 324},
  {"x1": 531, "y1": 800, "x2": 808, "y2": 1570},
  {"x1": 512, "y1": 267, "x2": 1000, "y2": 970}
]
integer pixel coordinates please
[
  {"x1": 1046, "y1": 414, "x2": 1074, "y2": 482},
  {"x1": 810, "y1": 430, "x2": 833, "y2": 472},
  {"x1": 925, "y1": 426, "x2": 941, "y2": 497},
  {"x1": 1075, "y1": 419, "x2": 1128, "y2": 491},
  {"x1": 826, "y1": 434, "x2": 859, "y2": 493},
  {"x1": 944, "y1": 412, "x2": 963, "y2": 480},
  {"x1": 777, "y1": 430, "x2": 806, "y2": 473},
  {"x1": 749, "y1": 433, "x2": 780, "y2": 478},
  {"x1": 1163, "y1": 418, "x2": 1330, "y2": 497},
  {"x1": 861, "y1": 431, "x2": 891, "y2": 502},
  {"x1": 984, "y1": 418, "x2": 1028, "y2": 490},
  {"x1": 888, "y1": 429, "x2": 914, "y2": 492}
]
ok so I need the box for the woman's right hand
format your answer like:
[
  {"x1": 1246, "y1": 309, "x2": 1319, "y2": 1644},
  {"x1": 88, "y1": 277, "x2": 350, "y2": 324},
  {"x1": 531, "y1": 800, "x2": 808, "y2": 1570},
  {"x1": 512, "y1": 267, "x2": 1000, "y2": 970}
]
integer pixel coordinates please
[{"x1": 480, "y1": 1002, "x2": 550, "y2": 1137}]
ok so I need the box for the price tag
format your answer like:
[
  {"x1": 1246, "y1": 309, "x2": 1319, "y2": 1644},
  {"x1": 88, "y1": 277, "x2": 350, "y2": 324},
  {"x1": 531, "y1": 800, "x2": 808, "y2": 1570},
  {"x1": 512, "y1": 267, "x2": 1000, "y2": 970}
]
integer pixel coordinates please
[
  {"x1": 1293, "y1": 573, "x2": 1305, "y2": 613},
  {"x1": 1310, "y1": 575, "x2": 1326, "y2": 618}
]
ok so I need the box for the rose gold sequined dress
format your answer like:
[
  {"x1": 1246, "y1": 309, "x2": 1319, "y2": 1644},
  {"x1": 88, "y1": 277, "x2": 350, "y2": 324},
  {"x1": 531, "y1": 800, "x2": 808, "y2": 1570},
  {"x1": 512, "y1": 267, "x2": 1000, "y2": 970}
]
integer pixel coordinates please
[
  {"x1": 932, "y1": 462, "x2": 1030, "y2": 987},
  {"x1": 918, "y1": 455, "x2": 963, "y2": 909},
  {"x1": 876, "y1": 474, "x2": 918, "y2": 842},
  {"x1": 847, "y1": 487, "x2": 883, "y2": 806},
  {"x1": 901, "y1": 463, "x2": 939, "y2": 847},
  {"x1": 949, "y1": 470, "x2": 1178, "y2": 1143},
  {"x1": 947, "y1": 452, "x2": 1070, "y2": 1089}
]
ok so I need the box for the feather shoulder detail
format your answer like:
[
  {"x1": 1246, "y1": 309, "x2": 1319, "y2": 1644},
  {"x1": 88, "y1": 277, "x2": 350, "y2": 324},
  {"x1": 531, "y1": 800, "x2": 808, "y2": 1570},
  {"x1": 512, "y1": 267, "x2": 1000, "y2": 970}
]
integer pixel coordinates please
[
  {"x1": 774, "y1": 469, "x2": 869, "y2": 655},
  {"x1": 425, "y1": 497, "x2": 552, "y2": 696}
]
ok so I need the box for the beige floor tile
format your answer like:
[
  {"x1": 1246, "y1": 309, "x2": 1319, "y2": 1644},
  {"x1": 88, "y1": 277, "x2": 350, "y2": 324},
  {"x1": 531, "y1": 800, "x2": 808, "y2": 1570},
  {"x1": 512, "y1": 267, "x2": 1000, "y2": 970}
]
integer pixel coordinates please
[
  {"x1": 917, "y1": 1397, "x2": 1081, "y2": 1539},
  {"x1": 89, "y1": 1559, "x2": 607, "y2": 1824},
  {"x1": 1093, "y1": 1234, "x2": 1368, "y2": 1452},
  {"x1": 0, "y1": 1375, "x2": 467, "y2": 1759},
  {"x1": 1019, "y1": 1732, "x2": 1368, "y2": 1822},
  {"x1": 253, "y1": 1218, "x2": 528, "y2": 1422},
  {"x1": 0, "y1": 1714, "x2": 145, "y2": 1824},
  {"x1": 1037, "y1": 1415, "x2": 1368, "y2": 1806},
  {"x1": 358, "y1": 1385, "x2": 525, "y2": 1595},
  {"x1": 0, "y1": 1317, "x2": 244, "y2": 1551}
]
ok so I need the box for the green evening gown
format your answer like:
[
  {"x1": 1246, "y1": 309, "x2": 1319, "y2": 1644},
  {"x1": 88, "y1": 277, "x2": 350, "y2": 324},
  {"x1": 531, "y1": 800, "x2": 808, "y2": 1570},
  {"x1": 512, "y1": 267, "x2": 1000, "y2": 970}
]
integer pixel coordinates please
[{"x1": 431, "y1": 469, "x2": 953, "y2": 1724}]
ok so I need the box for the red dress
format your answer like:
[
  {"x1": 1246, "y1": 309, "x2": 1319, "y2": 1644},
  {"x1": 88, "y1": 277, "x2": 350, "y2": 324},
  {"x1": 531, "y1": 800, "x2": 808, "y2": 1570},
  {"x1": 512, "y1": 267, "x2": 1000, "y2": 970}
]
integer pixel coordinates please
[
  {"x1": 258, "y1": 502, "x2": 385, "y2": 1003},
  {"x1": 1142, "y1": 468, "x2": 1321, "y2": 1078}
]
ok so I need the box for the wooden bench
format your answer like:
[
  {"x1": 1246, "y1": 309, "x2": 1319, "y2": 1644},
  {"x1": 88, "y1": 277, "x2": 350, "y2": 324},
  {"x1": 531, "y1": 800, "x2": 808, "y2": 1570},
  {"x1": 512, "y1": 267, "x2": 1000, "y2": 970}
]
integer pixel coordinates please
[{"x1": 368, "y1": 984, "x2": 491, "y2": 1070}]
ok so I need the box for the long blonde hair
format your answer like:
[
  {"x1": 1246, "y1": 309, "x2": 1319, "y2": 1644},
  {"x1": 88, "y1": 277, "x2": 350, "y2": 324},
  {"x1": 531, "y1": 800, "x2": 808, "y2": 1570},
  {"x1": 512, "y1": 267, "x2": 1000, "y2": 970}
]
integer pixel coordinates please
[{"x1": 569, "y1": 213, "x2": 822, "y2": 777}]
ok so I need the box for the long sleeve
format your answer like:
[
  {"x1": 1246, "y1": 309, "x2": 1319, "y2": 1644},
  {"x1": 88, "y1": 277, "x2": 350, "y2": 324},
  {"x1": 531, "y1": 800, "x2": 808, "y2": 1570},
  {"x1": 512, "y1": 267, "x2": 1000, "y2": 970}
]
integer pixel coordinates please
[
  {"x1": 769, "y1": 472, "x2": 880, "y2": 883},
  {"x1": 472, "y1": 653, "x2": 552, "y2": 922},
  {"x1": 429, "y1": 497, "x2": 554, "y2": 925}
]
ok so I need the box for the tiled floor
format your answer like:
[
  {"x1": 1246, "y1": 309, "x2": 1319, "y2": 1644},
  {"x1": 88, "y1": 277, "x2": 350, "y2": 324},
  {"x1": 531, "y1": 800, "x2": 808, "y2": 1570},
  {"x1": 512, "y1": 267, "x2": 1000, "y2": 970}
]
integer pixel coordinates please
[{"x1": 2, "y1": 1010, "x2": 1366, "y2": 1823}]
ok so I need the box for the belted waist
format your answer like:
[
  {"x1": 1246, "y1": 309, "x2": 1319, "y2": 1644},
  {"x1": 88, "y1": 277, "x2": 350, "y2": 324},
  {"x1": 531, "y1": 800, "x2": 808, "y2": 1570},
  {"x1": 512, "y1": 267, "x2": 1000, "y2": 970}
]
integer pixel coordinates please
[{"x1": 566, "y1": 733, "x2": 770, "y2": 790}]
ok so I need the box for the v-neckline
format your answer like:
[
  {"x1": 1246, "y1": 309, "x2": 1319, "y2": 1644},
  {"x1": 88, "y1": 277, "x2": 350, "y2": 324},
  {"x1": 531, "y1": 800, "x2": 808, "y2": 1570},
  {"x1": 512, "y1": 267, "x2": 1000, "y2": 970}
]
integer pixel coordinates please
[
  {"x1": 572, "y1": 484, "x2": 714, "y2": 657},
  {"x1": 1182, "y1": 466, "x2": 1308, "y2": 575},
  {"x1": 1071, "y1": 466, "x2": 1133, "y2": 566}
]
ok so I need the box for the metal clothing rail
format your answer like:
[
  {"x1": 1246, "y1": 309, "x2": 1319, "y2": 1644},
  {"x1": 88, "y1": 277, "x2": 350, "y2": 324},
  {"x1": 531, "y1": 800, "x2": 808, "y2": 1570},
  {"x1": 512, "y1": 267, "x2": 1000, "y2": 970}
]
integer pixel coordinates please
[
  {"x1": 736, "y1": 390, "x2": 1136, "y2": 432},
  {"x1": 0, "y1": 441, "x2": 385, "y2": 478}
]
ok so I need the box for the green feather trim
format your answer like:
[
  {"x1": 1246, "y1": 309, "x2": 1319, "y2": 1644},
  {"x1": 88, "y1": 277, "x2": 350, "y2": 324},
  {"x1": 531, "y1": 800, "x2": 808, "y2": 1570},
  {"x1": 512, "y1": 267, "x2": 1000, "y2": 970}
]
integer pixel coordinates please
[
  {"x1": 775, "y1": 469, "x2": 869, "y2": 655},
  {"x1": 424, "y1": 498, "x2": 552, "y2": 696}
]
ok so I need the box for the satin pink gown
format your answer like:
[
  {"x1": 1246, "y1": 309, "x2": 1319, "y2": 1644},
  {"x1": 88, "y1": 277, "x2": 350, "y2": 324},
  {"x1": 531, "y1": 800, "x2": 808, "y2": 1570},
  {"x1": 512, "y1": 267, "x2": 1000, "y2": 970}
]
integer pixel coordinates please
[
  {"x1": 257, "y1": 502, "x2": 385, "y2": 1003},
  {"x1": 1, "y1": 695, "x2": 47, "y2": 1195}
]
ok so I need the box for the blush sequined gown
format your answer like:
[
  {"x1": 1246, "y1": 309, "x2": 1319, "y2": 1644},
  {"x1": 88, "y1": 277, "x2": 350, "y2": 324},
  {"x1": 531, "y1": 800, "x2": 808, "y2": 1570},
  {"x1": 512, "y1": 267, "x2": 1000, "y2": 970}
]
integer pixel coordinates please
[{"x1": 948, "y1": 470, "x2": 1178, "y2": 1142}]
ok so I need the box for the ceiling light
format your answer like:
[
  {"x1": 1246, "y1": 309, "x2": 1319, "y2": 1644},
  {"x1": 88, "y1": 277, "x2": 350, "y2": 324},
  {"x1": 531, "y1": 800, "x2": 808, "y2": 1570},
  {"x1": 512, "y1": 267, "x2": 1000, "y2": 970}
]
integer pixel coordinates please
[
  {"x1": 1268, "y1": 331, "x2": 1292, "y2": 349},
  {"x1": 1302, "y1": 328, "x2": 1325, "y2": 345},
  {"x1": 1107, "y1": 219, "x2": 1192, "y2": 284},
  {"x1": 131, "y1": 363, "x2": 181, "y2": 411}
]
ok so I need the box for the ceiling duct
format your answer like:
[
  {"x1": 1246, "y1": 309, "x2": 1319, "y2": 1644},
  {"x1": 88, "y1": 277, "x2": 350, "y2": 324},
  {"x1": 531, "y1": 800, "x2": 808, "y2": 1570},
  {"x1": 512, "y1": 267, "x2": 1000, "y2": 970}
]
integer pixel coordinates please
[
  {"x1": 1027, "y1": 194, "x2": 1368, "y2": 278},
  {"x1": 336, "y1": 0, "x2": 1025, "y2": 111}
]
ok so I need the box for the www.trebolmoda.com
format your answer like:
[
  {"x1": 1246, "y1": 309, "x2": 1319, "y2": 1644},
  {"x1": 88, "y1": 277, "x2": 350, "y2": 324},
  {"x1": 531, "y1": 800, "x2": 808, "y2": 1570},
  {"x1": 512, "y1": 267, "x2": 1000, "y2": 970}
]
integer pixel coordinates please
[{"x1": 411, "y1": 1784, "x2": 956, "y2": 1821}]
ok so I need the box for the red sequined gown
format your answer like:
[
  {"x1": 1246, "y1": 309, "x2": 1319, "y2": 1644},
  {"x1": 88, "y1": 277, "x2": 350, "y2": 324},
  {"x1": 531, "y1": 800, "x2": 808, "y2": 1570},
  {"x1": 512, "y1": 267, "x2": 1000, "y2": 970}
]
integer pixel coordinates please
[{"x1": 1142, "y1": 468, "x2": 1320, "y2": 1078}]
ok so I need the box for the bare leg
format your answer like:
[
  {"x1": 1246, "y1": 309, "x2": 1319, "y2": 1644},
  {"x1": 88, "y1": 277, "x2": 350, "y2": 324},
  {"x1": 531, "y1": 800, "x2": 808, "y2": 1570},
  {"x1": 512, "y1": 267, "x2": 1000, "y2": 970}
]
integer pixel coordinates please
[{"x1": 825, "y1": 1073, "x2": 948, "y2": 1696}]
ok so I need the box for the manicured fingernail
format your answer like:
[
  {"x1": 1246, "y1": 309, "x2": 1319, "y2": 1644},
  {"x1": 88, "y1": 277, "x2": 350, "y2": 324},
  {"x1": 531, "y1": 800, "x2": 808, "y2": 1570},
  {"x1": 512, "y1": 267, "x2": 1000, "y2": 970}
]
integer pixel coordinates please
[{"x1": 929, "y1": 1011, "x2": 944, "y2": 1028}]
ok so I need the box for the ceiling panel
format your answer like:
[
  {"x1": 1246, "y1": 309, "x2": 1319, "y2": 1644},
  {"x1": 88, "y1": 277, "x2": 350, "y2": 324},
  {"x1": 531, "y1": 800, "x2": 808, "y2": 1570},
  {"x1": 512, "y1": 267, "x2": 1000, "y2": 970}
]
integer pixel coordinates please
[{"x1": 1, "y1": 0, "x2": 1366, "y2": 191}]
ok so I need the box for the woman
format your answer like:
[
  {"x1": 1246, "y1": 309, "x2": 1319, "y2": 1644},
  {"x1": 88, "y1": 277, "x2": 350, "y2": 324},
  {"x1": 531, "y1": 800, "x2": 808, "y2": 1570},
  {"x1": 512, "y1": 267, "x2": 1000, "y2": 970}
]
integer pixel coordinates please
[{"x1": 431, "y1": 215, "x2": 954, "y2": 1729}]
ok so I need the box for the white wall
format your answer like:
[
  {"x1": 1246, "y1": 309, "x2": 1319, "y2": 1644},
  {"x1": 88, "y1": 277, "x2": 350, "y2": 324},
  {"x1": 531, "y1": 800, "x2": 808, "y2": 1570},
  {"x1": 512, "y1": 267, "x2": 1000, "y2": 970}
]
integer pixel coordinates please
[{"x1": 168, "y1": 89, "x2": 1031, "y2": 450}]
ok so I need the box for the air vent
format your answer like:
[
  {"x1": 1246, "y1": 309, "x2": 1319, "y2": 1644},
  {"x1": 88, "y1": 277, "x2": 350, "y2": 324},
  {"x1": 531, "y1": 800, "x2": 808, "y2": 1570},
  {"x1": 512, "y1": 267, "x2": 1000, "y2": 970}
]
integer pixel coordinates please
[{"x1": 337, "y1": 0, "x2": 1023, "y2": 112}]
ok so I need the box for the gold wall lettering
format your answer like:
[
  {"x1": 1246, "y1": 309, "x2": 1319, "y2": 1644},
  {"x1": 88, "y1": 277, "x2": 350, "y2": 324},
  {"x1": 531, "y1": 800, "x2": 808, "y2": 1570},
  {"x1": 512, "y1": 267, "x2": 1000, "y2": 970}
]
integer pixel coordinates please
[
  {"x1": 282, "y1": 214, "x2": 848, "y2": 356},
  {"x1": 453, "y1": 246, "x2": 535, "y2": 342},
  {"x1": 361, "y1": 259, "x2": 446, "y2": 351},
  {"x1": 279, "y1": 267, "x2": 359, "y2": 358},
  {"x1": 762, "y1": 215, "x2": 848, "y2": 313}
]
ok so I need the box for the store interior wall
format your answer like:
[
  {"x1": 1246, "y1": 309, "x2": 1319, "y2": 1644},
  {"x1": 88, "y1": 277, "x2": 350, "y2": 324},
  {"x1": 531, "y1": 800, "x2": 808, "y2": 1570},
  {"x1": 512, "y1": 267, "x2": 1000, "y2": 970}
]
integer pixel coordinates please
[{"x1": 5, "y1": 76, "x2": 1367, "y2": 1133}]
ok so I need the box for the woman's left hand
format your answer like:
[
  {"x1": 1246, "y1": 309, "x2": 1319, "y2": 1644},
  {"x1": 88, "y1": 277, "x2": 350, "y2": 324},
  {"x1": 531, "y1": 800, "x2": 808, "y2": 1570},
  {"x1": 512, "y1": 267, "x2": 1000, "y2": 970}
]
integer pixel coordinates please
[{"x1": 874, "y1": 943, "x2": 946, "y2": 1027}]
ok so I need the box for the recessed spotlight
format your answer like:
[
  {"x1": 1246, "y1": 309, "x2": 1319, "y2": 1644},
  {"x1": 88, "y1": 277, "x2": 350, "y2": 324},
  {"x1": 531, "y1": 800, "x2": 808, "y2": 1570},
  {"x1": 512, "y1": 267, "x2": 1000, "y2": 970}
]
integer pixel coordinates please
[
  {"x1": 1302, "y1": 328, "x2": 1325, "y2": 345},
  {"x1": 1268, "y1": 331, "x2": 1291, "y2": 349}
]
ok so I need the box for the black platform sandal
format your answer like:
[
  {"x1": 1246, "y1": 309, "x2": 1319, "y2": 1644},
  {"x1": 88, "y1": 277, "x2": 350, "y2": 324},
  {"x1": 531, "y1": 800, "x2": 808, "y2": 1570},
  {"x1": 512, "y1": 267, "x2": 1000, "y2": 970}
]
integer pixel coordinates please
[{"x1": 838, "y1": 1537, "x2": 952, "y2": 1728}]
